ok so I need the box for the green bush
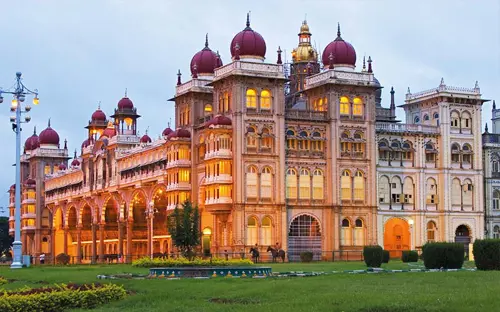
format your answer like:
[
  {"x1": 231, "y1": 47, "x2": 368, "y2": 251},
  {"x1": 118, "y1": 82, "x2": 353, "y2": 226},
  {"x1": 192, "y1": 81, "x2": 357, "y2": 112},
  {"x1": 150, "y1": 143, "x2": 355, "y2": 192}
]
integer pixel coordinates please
[
  {"x1": 132, "y1": 256, "x2": 254, "y2": 268},
  {"x1": 382, "y1": 250, "x2": 390, "y2": 263},
  {"x1": 473, "y1": 239, "x2": 500, "y2": 270},
  {"x1": 363, "y1": 245, "x2": 383, "y2": 268},
  {"x1": 300, "y1": 252, "x2": 313, "y2": 263},
  {"x1": 0, "y1": 283, "x2": 126, "y2": 312},
  {"x1": 422, "y1": 242, "x2": 464, "y2": 269},
  {"x1": 55, "y1": 253, "x2": 70, "y2": 265},
  {"x1": 402, "y1": 250, "x2": 419, "y2": 263}
]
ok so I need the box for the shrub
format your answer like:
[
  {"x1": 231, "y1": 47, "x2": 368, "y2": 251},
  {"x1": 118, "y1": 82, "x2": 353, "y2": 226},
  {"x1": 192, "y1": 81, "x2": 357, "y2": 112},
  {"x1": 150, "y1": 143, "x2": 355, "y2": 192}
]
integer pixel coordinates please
[
  {"x1": 473, "y1": 239, "x2": 500, "y2": 270},
  {"x1": 0, "y1": 283, "x2": 126, "y2": 312},
  {"x1": 363, "y1": 245, "x2": 383, "y2": 268},
  {"x1": 132, "y1": 256, "x2": 254, "y2": 268},
  {"x1": 300, "y1": 252, "x2": 313, "y2": 263},
  {"x1": 56, "y1": 253, "x2": 70, "y2": 265},
  {"x1": 402, "y1": 250, "x2": 419, "y2": 263},
  {"x1": 422, "y1": 242, "x2": 464, "y2": 269},
  {"x1": 0, "y1": 277, "x2": 7, "y2": 285},
  {"x1": 382, "y1": 250, "x2": 390, "y2": 263}
]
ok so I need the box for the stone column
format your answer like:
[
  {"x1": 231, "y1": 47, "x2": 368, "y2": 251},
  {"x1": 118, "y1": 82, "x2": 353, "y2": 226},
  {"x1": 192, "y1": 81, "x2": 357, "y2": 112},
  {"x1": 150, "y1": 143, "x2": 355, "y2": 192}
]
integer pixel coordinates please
[
  {"x1": 51, "y1": 228, "x2": 56, "y2": 264},
  {"x1": 118, "y1": 221, "x2": 124, "y2": 257},
  {"x1": 126, "y1": 220, "x2": 133, "y2": 263},
  {"x1": 91, "y1": 223, "x2": 97, "y2": 264},
  {"x1": 63, "y1": 227, "x2": 69, "y2": 255},
  {"x1": 76, "y1": 226, "x2": 82, "y2": 264},
  {"x1": 147, "y1": 215, "x2": 152, "y2": 258},
  {"x1": 99, "y1": 223, "x2": 105, "y2": 262}
]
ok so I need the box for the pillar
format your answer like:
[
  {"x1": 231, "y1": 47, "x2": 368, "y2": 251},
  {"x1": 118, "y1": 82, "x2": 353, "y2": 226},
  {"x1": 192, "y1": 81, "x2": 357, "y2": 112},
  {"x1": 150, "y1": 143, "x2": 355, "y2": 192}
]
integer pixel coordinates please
[
  {"x1": 63, "y1": 227, "x2": 69, "y2": 255},
  {"x1": 99, "y1": 223, "x2": 105, "y2": 262},
  {"x1": 91, "y1": 223, "x2": 97, "y2": 264},
  {"x1": 126, "y1": 220, "x2": 132, "y2": 263},
  {"x1": 147, "y1": 216, "x2": 152, "y2": 258},
  {"x1": 118, "y1": 221, "x2": 124, "y2": 256},
  {"x1": 51, "y1": 228, "x2": 56, "y2": 264},
  {"x1": 76, "y1": 226, "x2": 82, "y2": 264}
]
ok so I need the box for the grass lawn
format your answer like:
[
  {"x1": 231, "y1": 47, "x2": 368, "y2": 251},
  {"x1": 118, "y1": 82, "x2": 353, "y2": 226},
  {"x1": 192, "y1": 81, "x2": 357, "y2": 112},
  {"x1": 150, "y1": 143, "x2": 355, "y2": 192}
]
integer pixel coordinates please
[{"x1": 0, "y1": 261, "x2": 496, "y2": 312}]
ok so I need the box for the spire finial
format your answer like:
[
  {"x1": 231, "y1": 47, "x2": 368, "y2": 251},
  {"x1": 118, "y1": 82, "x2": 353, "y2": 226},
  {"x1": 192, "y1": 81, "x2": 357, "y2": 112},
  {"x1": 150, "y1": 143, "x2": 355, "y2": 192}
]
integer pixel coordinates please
[
  {"x1": 33, "y1": 126, "x2": 37, "y2": 135},
  {"x1": 485, "y1": 123, "x2": 489, "y2": 133},
  {"x1": 440, "y1": 77, "x2": 445, "y2": 86},
  {"x1": 205, "y1": 33, "x2": 209, "y2": 48},
  {"x1": 234, "y1": 42, "x2": 240, "y2": 60},
  {"x1": 124, "y1": 88, "x2": 128, "y2": 97},
  {"x1": 146, "y1": 126, "x2": 149, "y2": 135},
  {"x1": 367, "y1": 56, "x2": 373, "y2": 73},
  {"x1": 97, "y1": 100, "x2": 101, "y2": 110},
  {"x1": 475, "y1": 80, "x2": 480, "y2": 89},
  {"x1": 48, "y1": 118, "x2": 51, "y2": 127},
  {"x1": 493, "y1": 100, "x2": 496, "y2": 110},
  {"x1": 390, "y1": 87, "x2": 395, "y2": 109},
  {"x1": 169, "y1": 118, "x2": 171, "y2": 128},
  {"x1": 64, "y1": 138, "x2": 67, "y2": 150},
  {"x1": 246, "y1": 12, "x2": 250, "y2": 28},
  {"x1": 177, "y1": 69, "x2": 182, "y2": 86},
  {"x1": 277, "y1": 46, "x2": 283, "y2": 65},
  {"x1": 74, "y1": 149, "x2": 77, "y2": 159},
  {"x1": 337, "y1": 22, "x2": 341, "y2": 38},
  {"x1": 407, "y1": 87, "x2": 411, "y2": 94},
  {"x1": 362, "y1": 55, "x2": 366, "y2": 72}
]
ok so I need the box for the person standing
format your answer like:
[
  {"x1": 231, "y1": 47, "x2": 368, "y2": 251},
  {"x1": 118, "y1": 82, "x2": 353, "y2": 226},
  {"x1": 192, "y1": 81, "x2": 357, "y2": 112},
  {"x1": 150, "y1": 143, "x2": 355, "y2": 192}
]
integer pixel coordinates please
[{"x1": 39, "y1": 253, "x2": 45, "y2": 265}]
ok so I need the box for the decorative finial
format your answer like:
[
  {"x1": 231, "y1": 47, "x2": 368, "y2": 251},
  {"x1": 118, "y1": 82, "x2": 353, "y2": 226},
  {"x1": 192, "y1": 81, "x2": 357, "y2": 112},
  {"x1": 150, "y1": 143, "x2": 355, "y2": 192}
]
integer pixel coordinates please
[
  {"x1": 97, "y1": 100, "x2": 101, "y2": 110},
  {"x1": 367, "y1": 56, "x2": 373, "y2": 73},
  {"x1": 192, "y1": 63, "x2": 198, "y2": 79},
  {"x1": 407, "y1": 87, "x2": 411, "y2": 94},
  {"x1": 277, "y1": 46, "x2": 282, "y2": 65},
  {"x1": 306, "y1": 62, "x2": 313, "y2": 76},
  {"x1": 362, "y1": 56, "x2": 366, "y2": 72},
  {"x1": 177, "y1": 69, "x2": 182, "y2": 86},
  {"x1": 246, "y1": 12, "x2": 250, "y2": 28},
  {"x1": 390, "y1": 87, "x2": 395, "y2": 109},
  {"x1": 440, "y1": 77, "x2": 445, "y2": 86},
  {"x1": 124, "y1": 88, "x2": 127, "y2": 97},
  {"x1": 328, "y1": 52, "x2": 334, "y2": 69},
  {"x1": 390, "y1": 86, "x2": 395, "y2": 94},
  {"x1": 485, "y1": 123, "x2": 489, "y2": 133},
  {"x1": 337, "y1": 23, "x2": 341, "y2": 38},
  {"x1": 64, "y1": 139, "x2": 67, "y2": 150},
  {"x1": 168, "y1": 118, "x2": 171, "y2": 128},
  {"x1": 234, "y1": 42, "x2": 240, "y2": 60},
  {"x1": 146, "y1": 126, "x2": 149, "y2": 135},
  {"x1": 33, "y1": 126, "x2": 37, "y2": 135},
  {"x1": 475, "y1": 80, "x2": 479, "y2": 89},
  {"x1": 74, "y1": 149, "x2": 77, "y2": 159},
  {"x1": 205, "y1": 33, "x2": 209, "y2": 48},
  {"x1": 48, "y1": 118, "x2": 51, "y2": 128},
  {"x1": 493, "y1": 100, "x2": 496, "y2": 110}
]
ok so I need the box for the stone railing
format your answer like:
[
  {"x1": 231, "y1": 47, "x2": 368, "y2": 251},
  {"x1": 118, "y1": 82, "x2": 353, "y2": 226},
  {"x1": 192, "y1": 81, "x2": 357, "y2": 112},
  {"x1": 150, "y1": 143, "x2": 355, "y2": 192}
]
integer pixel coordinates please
[
  {"x1": 109, "y1": 134, "x2": 140, "y2": 146},
  {"x1": 30, "y1": 148, "x2": 68, "y2": 158},
  {"x1": 305, "y1": 70, "x2": 373, "y2": 89},
  {"x1": 406, "y1": 84, "x2": 480, "y2": 100},
  {"x1": 285, "y1": 110, "x2": 328, "y2": 121},
  {"x1": 175, "y1": 79, "x2": 212, "y2": 96},
  {"x1": 214, "y1": 61, "x2": 284, "y2": 79},
  {"x1": 376, "y1": 122, "x2": 440, "y2": 134}
]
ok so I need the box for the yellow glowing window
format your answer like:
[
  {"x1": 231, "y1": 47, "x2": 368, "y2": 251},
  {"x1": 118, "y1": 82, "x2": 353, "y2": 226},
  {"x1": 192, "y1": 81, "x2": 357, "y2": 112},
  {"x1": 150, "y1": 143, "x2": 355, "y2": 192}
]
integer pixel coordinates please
[
  {"x1": 261, "y1": 167, "x2": 272, "y2": 198},
  {"x1": 286, "y1": 168, "x2": 297, "y2": 199},
  {"x1": 260, "y1": 90, "x2": 271, "y2": 110},
  {"x1": 313, "y1": 169, "x2": 324, "y2": 200},
  {"x1": 314, "y1": 98, "x2": 324, "y2": 111},
  {"x1": 246, "y1": 89, "x2": 257, "y2": 108},
  {"x1": 27, "y1": 191, "x2": 36, "y2": 199},
  {"x1": 353, "y1": 98, "x2": 363, "y2": 116},
  {"x1": 204, "y1": 104, "x2": 212, "y2": 113},
  {"x1": 354, "y1": 171, "x2": 364, "y2": 201},
  {"x1": 124, "y1": 117, "x2": 133, "y2": 126},
  {"x1": 340, "y1": 96, "x2": 350, "y2": 115},
  {"x1": 299, "y1": 169, "x2": 310, "y2": 199},
  {"x1": 261, "y1": 216, "x2": 272, "y2": 245},
  {"x1": 247, "y1": 217, "x2": 258, "y2": 245},
  {"x1": 223, "y1": 92, "x2": 230, "y2": 112},
  {"x1": 27, "y1": 204, "x2": 35, "y2": 214},
  {"x1": 341, "y1": 170, "x2": 351, "y2": 201},
  {"x1": 44, "y1": 165, "x2": 51, "y2": 175},
  {"x1": 179, "y1": 169, "x2": 190, "y2": 183}
]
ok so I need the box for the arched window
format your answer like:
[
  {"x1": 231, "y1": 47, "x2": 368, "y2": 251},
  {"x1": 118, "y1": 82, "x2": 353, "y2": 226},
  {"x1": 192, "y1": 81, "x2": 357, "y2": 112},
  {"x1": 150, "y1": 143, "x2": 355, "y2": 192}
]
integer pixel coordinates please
[
  {"x1": 354, "y1": 171, "x2": 364, "y2": 201},
  {"x1": 260, "y1": 90, "x2": 272, "y2": 110},
  {"x1": 493, "y1": 225, "x2": 500, "y2": 239},
  {"x1": 246, "y1": 126, "x2": 257, "y2": 148},
  {"x1": 426, "y1": 178, "x2": 438, "y2": 204},
  {"x1": 354, "y1": 219, "x2": 364, "y2": 246},
  {"x1": 378, "y1": 176, "x2": 390, "y2": 203},
  {"x1": 353, "y1": 97, "x2": 363, "y2": 116},
  {"x1": 451, "y1": 143, "x2": 460, "y2": 163},
  {"x1": 391, "y1": 176, "x2": 402, "y2": 203},
  {"x1": 261, "y1": 128, "x2": 273, "y2": 149},
  {"x1": 425, "y1": 142, "x2": 436, "y2": 163},
  {"x1": 286, "y1": 168, "x2": 297, "y2": 199},
  {"x1": 299, "y1": 169, "x2": 311, "y2": 200},
  {"x1": 312, "y1": 169, "x2": 324, "y2": 200},
  {"x1": 403, "y1": 177, "x2": 414, "y2": 203},
  {"x1": 494, "y1": 161, "x2": 499, "y2": 173},
  {"x1": 427, "y1": 221, "x2": 437, "y2": 242},
  {"x1": 341, "y1": 218, "x2": 352, "y2": 246},
  {"x1": 261, "y1": 217, "x2": 272, "y2": 246},
  {"x1": 246, "y1": 217, "x2": 258, "y2": 245},
  {"x1": 223, "y1": 91, "x2": 230, "y2": 112},
  {"x1": 298, "y1": 131, "x2": 309, "y2": 150},
  {"x1": 341, "y1": 170, "x2": 351, "y2": 201},
  {"x1": 261, "y1": 167, "x2": 272, "y2": 199},
  {"x1": 204, "y1": 104, "x2": 212, "y2": 115},
  {"x1": 414, "y1": 116, "x2": 420, "y2": 124},
  {"x1": 451, "y1": 178, "x2": 461, "y2": 206},
  {"x1": 312, "y1": 132, "x2": 323, "y2": 151},
  {"x1": 313, "y1": 97, "x2": 326, "y2": 111},
  {"x1": 286, "y1": 129, "x2": 296, "y2": 150},
  {"x1": 246, "y1": 89, "x2": 257, "y2": 108},
  {"x1": 378, "y1": 141, "x2": 389, "y2": 161},
  {"x1": 402, "y1": 141, "x2": 413, "y2": 160},
  {"x1": 462, "y1": 144, "x2": 472, "y2": 164},
  {"x1": 493, "y1": 190, "x2": 500, "y2": 210},
  {"x1": 340, "y1": 96, "x2": 350, "y2": 115},
  {"x1": 463, "y1": 179, "x2": 473, "y2": 207},
  {"x1": 246, "y1": 166, "x2": 258, "y2": 199},
  {"x1": 451, "y1": 111, "x2": 460, "y2": 128},
  {"x1": 423, "y1": 114, "x2": 430, "y2": 122},
  {"x1": 461, "y1": 111, "x2": 471, "y2": 130}
]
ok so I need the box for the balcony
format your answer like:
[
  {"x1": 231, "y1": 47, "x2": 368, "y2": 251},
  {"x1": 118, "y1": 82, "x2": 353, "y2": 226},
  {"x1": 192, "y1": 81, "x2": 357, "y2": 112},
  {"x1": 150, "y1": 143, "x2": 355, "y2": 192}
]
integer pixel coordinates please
[
  {"x1": 166, "y1": 159, "x2": 191, "y2": 169},
  {"x1": 204, "y1": 174, "x2": 232, "y2": 185},
  {"x1": 285, "y1": 110, "x2": 328, "y2": 121},
  {"x1": 214, "y1": 61, "x2": 284, "y2": 81},
  {"x1": 376, "y1": 122, "x2": 440, "y2": 134},
  {"x1": 205, "y1": 197, "x2": 233, "y2": 206},
  {"x1": 166, "y1": 182, "x2": 191, "y2": 191},
  {"x1": 204, "y1": 149, "x2": 232, "y2": 160}
]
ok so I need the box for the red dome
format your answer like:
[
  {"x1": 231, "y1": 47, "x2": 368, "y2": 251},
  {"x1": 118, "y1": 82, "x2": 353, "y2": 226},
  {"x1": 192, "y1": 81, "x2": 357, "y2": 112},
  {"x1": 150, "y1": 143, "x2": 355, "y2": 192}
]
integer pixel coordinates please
[
  {"x1": 167, "y1": 129, "x2": 191, "y2": 139},
  {"x1": 101, "y1": 127, "x2": 117, "y2": 138},
  {"x1": 81, "y1": 138, "x2": 95, "y2": 148},
  {"x1": 230, "y1": 14, "x2": 266, "y2": 60},
  {"x1": 190, "y1": 35, "x2": 223, "y2": 76},
  {"x1": 118, "y1": 97, "x2": 134, "y2": 110},
  {"x1": 206, "y1": 115, "x2": 232, "y2": 126},
  {"x1": 39, "y1": 121, "x2": 60, "y2": 146},
  {"x1": 140, "y1": 134, "x2": 152, "y2": 143},
  {"x1": 25, "y1": 128, "x2": 40, "y2": 151},
  {"x1": 322, "y1": 25, "x2": 356, "y2": 68},
  {"x1": 71, "y1": 158, "x2": 80, "y2": 167},
  {"x1": 25, "y1": 179, "x2": 36, "y2": 186},
  {"x1": 58, "y1": 163, "x2": 67, "y2": 170},
  {"x1": 162, "y1": 127, "x2": 173, "y2": 137},
  {"x1": 91, "y1": 108, "x2": 106, "y2": 121}
]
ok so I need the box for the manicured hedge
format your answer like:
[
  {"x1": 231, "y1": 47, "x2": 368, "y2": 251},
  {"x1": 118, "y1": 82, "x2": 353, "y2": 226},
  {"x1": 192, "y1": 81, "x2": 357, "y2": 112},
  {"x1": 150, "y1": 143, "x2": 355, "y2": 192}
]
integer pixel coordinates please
[
  {"x1": 0, "y1": 283, "x2": 126, "y2": 312},
  {"x1": 300, "y1": 252, "x2": 313, "y2": 263},
  {"x1": 56, "y1": 253, "x2": 70, "y2": 265},
  {"x1": 422, "y1": 242, "x2": 464, "y2": 269},
  {"x1": 382, "y1": 250, "x2": 390, "y2": 263},
  {"x1": 473, "y1": 239, "x2": 500, "y2": 270},
  {"x1": 402, "y1": 250, "x2": 419, "y2": 263},
  {"x1": 132, "y1": 257, "x2": 254, "y2": 268},
  {"x1": 363, "y1": 245, "x2": 383, "y2": 268}
]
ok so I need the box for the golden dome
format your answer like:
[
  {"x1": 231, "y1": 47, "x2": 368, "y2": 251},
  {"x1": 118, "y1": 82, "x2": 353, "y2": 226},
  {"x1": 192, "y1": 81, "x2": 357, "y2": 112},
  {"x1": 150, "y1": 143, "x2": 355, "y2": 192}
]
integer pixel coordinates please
[
  {"x1": 299, "y1": 21, "x2": 310, "y2": 35},
  {"x1": 292, "y1": 45, "x2": 318, "y2": 63}
]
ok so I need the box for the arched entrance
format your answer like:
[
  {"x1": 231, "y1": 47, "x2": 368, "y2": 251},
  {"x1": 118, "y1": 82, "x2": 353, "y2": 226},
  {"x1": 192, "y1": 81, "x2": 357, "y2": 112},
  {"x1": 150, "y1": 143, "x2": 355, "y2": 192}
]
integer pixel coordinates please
[
  {"x1": 288, "y1": 214, "x2": 322, "y2": 262},
  {"x1": 455, "y1": 224, "x2": 471, "y2": 258},
  {"x1": 151, "y1": 187, "x2": 169, "y2": 257},
  {"x1": 131, "y1": 191, "x2": 148, "y2": 259},
  {"x1": 67, "y1": 207, "x2": 78, "y2": 258},
  {"x1": 384, "y1": 218, "x2": 410, "y2": 258},
  {"x1": 53, "y1": 208, "x2": 65, "y2": 256},
  {"x1": 202, "y1": 227, "x2": 212, "y2": 256},
  {"x1": 80, "y1": 205, "x2": 92, "y2": 262}
]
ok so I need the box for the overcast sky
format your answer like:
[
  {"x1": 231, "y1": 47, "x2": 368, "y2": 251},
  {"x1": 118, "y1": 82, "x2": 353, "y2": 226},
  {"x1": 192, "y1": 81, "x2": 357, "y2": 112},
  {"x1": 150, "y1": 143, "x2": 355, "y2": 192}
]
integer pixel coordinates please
[{"x1": 0, "y1": 0, "x2": 498, "y2": 215}]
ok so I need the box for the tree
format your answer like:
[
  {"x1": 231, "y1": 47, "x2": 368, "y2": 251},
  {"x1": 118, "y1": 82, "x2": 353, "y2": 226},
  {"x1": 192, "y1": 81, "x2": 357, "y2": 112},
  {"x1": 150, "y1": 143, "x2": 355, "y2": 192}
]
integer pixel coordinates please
[
  {"x1": 0, "y1": 217, "x2": 13, "y2": 257},
  {"x1": 167, "y1": 200, "x2": 200, "y2": 259}
]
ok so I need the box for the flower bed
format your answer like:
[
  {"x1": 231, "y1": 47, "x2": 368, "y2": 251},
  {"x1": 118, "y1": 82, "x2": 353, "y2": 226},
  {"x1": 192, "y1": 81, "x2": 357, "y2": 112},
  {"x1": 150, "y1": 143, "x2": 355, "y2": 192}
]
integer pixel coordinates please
[
  {"x1": 132, "y1": 256, "x2": 254, "y2": 268},
  {"x1": 0, "y1": 283, "x2": 126, "y2": 312}
]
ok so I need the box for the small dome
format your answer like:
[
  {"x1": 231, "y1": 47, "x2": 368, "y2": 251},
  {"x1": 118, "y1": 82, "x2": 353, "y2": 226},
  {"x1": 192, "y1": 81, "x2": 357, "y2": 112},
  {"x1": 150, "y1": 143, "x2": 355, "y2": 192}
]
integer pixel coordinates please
[
  {"x1": 58, "y1": 163, "x2": 67, "y2": 170},
  {"x1": 373, "y1": 77, "x2": 382, "y2": 106},
  {"x1": 39, "y1": 120, "x2": 60, "y2": 146},
  {"x1": 118, "y1": 97, "x2": 134, "y2": 110},
  {"x1": 101, "y1": 121, "x2": 117, "y2": 138},
  {"x1": 206, "y1": 115, "x2": 232, "y2": 126},
  {"x1": 71, "y1": 158, "x2": 80, "y2": 167},
  {"x1": 162, "y1": 127, "x2": 173, "y2": 137},
  {"x1": 81, "y1": 138, "x2": 95, "y2": 148},
  {"x1": 25, "y1": 179, "x2": 36, "y2": 186},
  {"x1": 91, "y1": 108, "x2": 106, "y2": 121},
  {"x1": 25, "y1": 128, "x2": 40, "y2": 151},
  {"x1": 10, "y1": 184, "x2": 15, "y2": 190},
  {"x1": 230, "y1": 14, "x2": 266, "y2": 60},
  {"x1": 167, "y1": 128, "x2": 191, "y2": 139},
  {"x1": 322, "y1": 24, "x2": 356, "y2": 68},
  {"x1": 140, "y1": 134, "x2": 152, "y2": 143},
  {"x1": 190, "y1": 35, "x2": 223, "y2": 76}
]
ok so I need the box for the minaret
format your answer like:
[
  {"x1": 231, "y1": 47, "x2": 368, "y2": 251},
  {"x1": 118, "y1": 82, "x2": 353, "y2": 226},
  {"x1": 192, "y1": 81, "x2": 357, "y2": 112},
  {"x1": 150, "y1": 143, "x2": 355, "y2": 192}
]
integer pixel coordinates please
[{"x1": 390, "y1": 87, "x2": 396, "y2": 118}]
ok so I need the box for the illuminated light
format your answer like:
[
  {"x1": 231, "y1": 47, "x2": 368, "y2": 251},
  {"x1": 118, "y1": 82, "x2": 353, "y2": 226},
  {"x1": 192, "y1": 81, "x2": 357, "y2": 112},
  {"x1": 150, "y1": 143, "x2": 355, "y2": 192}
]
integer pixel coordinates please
[
  {"x1": 408, "y1": 219, "x2": 414, "y2": 226},
  {"x1": 124, "y1": 117, "x2": 133, "y2": 126},
  {"x1": 33, "y1": 97, "x2": 39, "y2": 105},
  {"x1": 11, "y1": 98, "x2": 18, "y2": 109}
]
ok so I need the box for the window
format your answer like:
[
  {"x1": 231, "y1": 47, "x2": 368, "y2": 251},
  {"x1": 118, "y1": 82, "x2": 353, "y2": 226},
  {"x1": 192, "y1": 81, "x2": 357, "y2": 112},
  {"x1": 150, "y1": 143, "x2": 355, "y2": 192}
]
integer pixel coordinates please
[
  {"x1": 246, "y1": 126, "x2": 257, "y2": 148},
  {"x1": 298, "y1": 131, "x2": 309, "y2": 150},
  {"x1": 425, "y1": 143, "x2": 436, "y2": 162},
  {"x1": 494, "y1": 225, "x2": 500, "y2": 239},
  {"x1": 204, "y1": 104, "x2": 212, "y2": 114},
  {"x1": 286, "y1": 168, "x2": 297, "y2": 199},
  {"x1": 312, "y1": 132, "x2": 323, "y2": 151},
  {"x1": 341, "y1": 218, "x2": 352, "y2": 246},
  {"x1": 246, "y1": 166, "x2": 258, "y2": 199},
  {"x1": 423, "y1": 114, "x2": 430, "y2": 122},
  {"x1": 402, "y1": 142, "x2": 412, "y2": 160},
  {"x1": 223, "y1": 91, "x2": 230, "y2": 112},
  {"x1": 247, "y1": 217, "x2": 258, "y2": 245},
  {"x1": 261, "y1": 128, "x2": 272, "y2": 149},
  {"x1": 354, "y1": 219, "x2": 364, "y2": 246},
  {"x1": 340, "y1": 96, "x2": 350, "y2": 115},
  {"x1": 403, "y1": 177, "x2": 413, "y2": 204},
  {"x1": 461, "y1": 111, "x2": 471, "y2": 129},
  {"x1": 341, "y1": 170, "x2": 351, "y2": 201},
  {"x1": 494, "y1": 161, "x2": 499, "y2": 173},
  {"x1": 312, "y1": 169, "x2": 324, "y2": 200},
  {"x1": 353, "y1": 97, "x2": 363, "y2": 116},
  {"x1": 391, "y1": 176, "x2": 402, "y2": 203},
  {"x1": 260, "y1": 90, "x2": 271, "y2": 110},
  {"x1": 462, "y1": 144, "x2": 472, "y2": 164},
  {"x1": 354, "y1": 171, "x2": 364, "y2": 201},
  {"x1": 463, "y1": 180, "x2": 473, "y2": 206},
  {"x1": 414, "y1": 116, "x2": 420, "y2": 124},
  {"x1": 378, "y1": 142, "x2": 389, "y2": 160},
  {"x1": 378, "y1": 176, "x2": 390, "y2": 203},
  {"x1": 493, "y1": 191, "x2": 500, "y2": 210},
  {"x1": 427, "y1": 221, "x2": 437, "y2": 242},
  {"x1": 299, "y1": 169, "x2": 311, "y2": 200},
  {"x1": 286, "y1": 129, "x2": 296, "y2": 149},
  {"x1": 313, "y1": 98, "x2": 326, "y2": 111},
  {"x1": 261, "y1": 167, "x2": 272, "y2": 199},
  {"x1": 261, "y1": 217, "x2": 272, "y2": 245},
  {"x1": 451, "y1": 143, "x2": 460, "y2": 163},
  {"x1": 426, "y1": 178, "x2": 438, "y2": 204},
  {"x1": 451, "y1": 111, "x2": 460, "y2": 128},
  {"x1": 246, "y1": 89, "x2": 257, "y2": 108}
]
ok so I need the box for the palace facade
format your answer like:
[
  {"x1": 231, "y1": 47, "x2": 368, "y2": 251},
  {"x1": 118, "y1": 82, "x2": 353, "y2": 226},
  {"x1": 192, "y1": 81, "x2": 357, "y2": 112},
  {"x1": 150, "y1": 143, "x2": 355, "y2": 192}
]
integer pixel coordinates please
[{"x1": 8, "y1": 16, "x2": 487, "y2": 263}]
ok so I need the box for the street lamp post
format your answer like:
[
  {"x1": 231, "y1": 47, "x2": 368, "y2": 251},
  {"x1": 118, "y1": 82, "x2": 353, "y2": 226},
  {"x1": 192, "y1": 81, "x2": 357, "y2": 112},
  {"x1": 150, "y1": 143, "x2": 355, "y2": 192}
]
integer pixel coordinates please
[
  {"x1": 0, "y1": 72, "x2": 39, "y2": 269},
  {"x1": 146, "y1": 201, "x2": 157, "y2": 260}
]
